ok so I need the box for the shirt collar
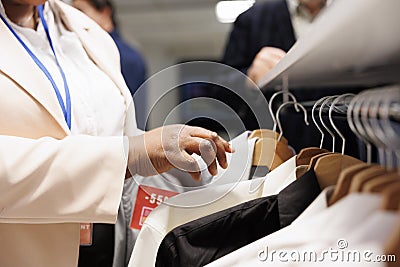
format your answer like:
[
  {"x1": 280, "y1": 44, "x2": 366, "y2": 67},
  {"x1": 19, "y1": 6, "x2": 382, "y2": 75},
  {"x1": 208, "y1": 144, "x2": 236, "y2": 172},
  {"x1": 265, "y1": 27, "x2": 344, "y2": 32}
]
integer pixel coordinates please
[
  {"x1": 250, "y1": 155, "x2": 296, "y2": 196},
  {"x1": 286, "y1": 0, "x2": 330, "y2": 22},
  {"x1": 286, "y1": 0, "x2": 312, "y2": 20}
]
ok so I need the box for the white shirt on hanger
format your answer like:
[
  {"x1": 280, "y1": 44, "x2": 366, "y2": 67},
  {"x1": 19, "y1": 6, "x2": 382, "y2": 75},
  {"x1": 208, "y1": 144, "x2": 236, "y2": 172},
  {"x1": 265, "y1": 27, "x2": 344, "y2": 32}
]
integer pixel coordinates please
[
  {"x1": 206, "y1": 193, "x2": 383, "y2": 267},
  {"x1": 345, "y1": 210, "x2": 398, "y2": 245}
]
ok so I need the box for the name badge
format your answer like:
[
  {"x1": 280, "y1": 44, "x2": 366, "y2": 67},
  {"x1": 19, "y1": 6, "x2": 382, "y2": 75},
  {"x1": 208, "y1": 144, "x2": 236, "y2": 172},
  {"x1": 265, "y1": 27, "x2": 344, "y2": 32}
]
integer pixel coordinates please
[{"x1": 80, "y1": 223, "x2": 93, "y2": 246}]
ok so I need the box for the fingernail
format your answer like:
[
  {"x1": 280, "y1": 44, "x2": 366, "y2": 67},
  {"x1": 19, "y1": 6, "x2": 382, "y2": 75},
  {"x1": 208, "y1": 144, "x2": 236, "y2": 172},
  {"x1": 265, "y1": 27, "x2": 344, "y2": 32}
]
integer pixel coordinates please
[
  {"x1": 211, "y1": 132, "x2": 218, "y2": 138},
  {"x1": 229, "y1": 144, "x2": 235, "y2": 153},
  {"x1": 192, "y1": 172, "x2": 201, "y2": 182},
  {"x1": 212, "y1": 166, "x2": 218, "y2": 176},
  {"x1": 222, "y1": 161, "x2": 228, "y2": 169}
]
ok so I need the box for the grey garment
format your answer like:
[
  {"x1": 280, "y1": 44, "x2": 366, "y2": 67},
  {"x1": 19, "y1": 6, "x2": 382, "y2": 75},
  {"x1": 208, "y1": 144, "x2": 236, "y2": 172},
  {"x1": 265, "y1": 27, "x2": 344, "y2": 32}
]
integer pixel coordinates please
[
  {"x1": 113, "y1": 172, "x2": 211, "y2": 267},
  {"x1": 113, "y1": 178, "x2": 136, "y2": 267},
  {"x1": 112, "y1": 168, "x2": 214, "y2": 267}
]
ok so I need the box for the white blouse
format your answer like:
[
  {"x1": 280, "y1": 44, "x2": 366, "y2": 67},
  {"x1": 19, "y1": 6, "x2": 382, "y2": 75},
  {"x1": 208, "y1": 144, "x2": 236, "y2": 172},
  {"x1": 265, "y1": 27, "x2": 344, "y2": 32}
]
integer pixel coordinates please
[{"x1": 0, "y1": 1, "x2": 126, "y2": 137}]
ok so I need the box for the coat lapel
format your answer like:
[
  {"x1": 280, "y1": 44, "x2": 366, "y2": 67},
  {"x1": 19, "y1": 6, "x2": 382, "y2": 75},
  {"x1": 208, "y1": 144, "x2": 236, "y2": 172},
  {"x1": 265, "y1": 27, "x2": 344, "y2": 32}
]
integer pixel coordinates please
[
  {"x1": 0, "y1": 0, "x2": 136, "y2": 136},
  {"x1": 0, "y1": 18, "x2": 70, "y2": 135},
  {"x1": 53, "y1": 0, "x2": 137, "y2": 134},
  {"x1": 53, "y1": 0, "x2": 133, "y2": 106}
]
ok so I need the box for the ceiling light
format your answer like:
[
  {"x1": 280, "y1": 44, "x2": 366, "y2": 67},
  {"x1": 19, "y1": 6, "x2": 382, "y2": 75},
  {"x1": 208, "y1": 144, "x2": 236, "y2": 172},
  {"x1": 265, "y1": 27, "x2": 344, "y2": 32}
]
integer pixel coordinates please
[{"x1": 215, "y1": 0, "x2": 255, "y2": 23}]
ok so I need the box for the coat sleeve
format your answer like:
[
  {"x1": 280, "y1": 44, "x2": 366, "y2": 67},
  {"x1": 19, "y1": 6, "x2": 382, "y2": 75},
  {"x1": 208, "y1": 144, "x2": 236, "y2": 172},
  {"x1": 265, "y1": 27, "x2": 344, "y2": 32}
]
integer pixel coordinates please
[{"x1": 0, "y1": 135, "x2": 128, "y2": 224}]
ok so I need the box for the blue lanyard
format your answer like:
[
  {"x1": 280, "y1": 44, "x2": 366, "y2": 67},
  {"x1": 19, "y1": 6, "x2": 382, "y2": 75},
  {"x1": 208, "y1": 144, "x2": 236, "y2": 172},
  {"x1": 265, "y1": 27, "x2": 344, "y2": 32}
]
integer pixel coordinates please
[{"x1": 0, "y1": 5, "x2": 72, "y2": 129}]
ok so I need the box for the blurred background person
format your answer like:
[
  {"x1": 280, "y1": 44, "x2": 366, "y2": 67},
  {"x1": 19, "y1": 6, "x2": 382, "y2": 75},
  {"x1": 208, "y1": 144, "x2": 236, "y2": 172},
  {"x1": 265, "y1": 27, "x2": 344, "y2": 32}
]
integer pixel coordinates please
[
  {"x1": 219, "y1": 0, "x2": 365, "y2": 154},
  {"x1": 222, "y1": 0, "x2": 328, "y2": 85},
  {"x1": 203, "y1": 0, "x2": 328, "y2": 133}
]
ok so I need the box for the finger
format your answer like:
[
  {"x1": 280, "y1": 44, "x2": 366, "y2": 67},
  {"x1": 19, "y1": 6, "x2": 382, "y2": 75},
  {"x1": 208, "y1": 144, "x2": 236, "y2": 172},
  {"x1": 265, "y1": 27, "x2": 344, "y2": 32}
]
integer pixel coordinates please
[
  {"x1": 258, "y1": 50, "x2": 286, "y2": 65},
  {"x1": 183, "y1": 136, "x2": 202, "y2": 155},
  {"x1": 188, "y1": 137, "x2": 218, "y2": 170},
  {"x1": 269, "y1": 56, "x2": 283, "y2": 68},
  {"x1": 258, "y1": 52, "x2": 284, "y2": 66},
  {"x1": 199, "y1": 138, "x2": 218, "y2": 175},
  {"x1": 187, "y1": 126, "x2": 218, "y2": 140},
  {"x1": 181, "y1": 150, "x2": 202, "y2": 181},
  {"x1": 253, "y1": 58, "x2": 274, "y2": 72},
  {"x1": 189, "y1": 171, "x2": 202, "y2": 182},
  {"x1": 213, "y1": 134, "x2": 233, "y2": 154},
  {"x1": 197, "y1": 136, "x2": 229, "y2": 171},
  {"x1": 270, "y1": 48, "x2": 286, "y2": 58},
  {"x1": 183, "y1": 137, "x2": 218, "y2": 175},
  {"x1": 224, "y1": 141, "x2": 235, "y2": 153},
  {"x1": 180, "y1": 150, "x2": 201, "y2": 174},
  {"x1": 185, "y1": 127, "x2": 233, "y2": 169},
  {"x1": 260, "y1": 46, "x2": 286, "y2": 58},
  {"x1": 188, "y1": 126, "x2": 232, "y2": 153},
  {"x1": 208, "y1": 160, "x2": 218, "y2": 176},
  {"x1": 211, "y1": 136, "x2": 229, "y2": 169}
]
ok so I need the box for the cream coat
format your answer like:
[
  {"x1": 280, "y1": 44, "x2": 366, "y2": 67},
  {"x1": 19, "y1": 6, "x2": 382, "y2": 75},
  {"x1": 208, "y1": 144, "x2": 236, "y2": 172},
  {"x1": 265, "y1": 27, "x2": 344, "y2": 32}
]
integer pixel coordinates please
[{"x1": 0, "y1": 1, "x2": 137, "y2": 266}]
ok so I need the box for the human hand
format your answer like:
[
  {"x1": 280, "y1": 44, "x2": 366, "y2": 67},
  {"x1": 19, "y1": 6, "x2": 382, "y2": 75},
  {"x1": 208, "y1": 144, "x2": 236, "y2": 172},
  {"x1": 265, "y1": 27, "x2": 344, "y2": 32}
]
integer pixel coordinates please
[
  {"x1": 127, "y1": 125, "x2": 234, "y2": 181},
  {"x1": 247, "y1": 47, "x2": 286, "y2": 84}
]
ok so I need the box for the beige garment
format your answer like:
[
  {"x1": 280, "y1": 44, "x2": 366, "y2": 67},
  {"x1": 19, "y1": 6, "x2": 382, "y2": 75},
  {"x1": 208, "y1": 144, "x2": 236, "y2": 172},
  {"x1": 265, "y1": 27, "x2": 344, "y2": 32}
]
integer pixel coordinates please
[{"x1": 0, "y1": 0, "x2": 136, "y2": 266}]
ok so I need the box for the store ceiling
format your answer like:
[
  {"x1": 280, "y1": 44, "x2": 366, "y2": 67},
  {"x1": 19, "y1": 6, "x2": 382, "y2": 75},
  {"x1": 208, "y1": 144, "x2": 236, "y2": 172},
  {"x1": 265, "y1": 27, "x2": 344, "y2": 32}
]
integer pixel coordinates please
[
  {"x1": 114, "y1": 0, "x2": 219, "y2": 13},
  {"x1": 113, "y1": 0, "x2": 231, "y2": 56},
  {"x1": 111, "y1": 0, "x2": 270, "y2": 61}
]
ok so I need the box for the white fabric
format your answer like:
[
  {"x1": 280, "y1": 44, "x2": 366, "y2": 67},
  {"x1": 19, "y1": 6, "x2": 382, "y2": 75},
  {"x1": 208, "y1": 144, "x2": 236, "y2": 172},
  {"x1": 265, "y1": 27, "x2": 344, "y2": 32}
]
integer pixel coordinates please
[
  {"x1": 278, "y1": 211, "x2": 398, "y2": 267},
  {"x1": 1, "y1": 2, "x2": 126, "y2": 136},
  {"x1": 286, "y1": 0, "x2": 315, "y2": 39},
  {"x1": 206, "y1": 193, "x2": 383, "y2": 267},
  {"x1": 346, "y1": 210, "x2": 398, "y2": 245},
  {"x1": 286, "y1": 0, "x2": 332, "y2": 39},
  {"x1": 211, "y1": 131, "x2": 257, "y2": 186},
  {"x1": 128, "y1": 155, "x2": 297, "y2": 267},
  {"x1": 321, "y1": 242, "x2": 388, "y2": 267}
]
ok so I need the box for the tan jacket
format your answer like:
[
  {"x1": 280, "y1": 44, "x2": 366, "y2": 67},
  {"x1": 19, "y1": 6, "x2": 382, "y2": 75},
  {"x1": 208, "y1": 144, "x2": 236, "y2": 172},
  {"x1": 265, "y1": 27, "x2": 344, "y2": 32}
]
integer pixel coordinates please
[{"x1": 0, "y1": 1, "x2": 137, "y2": 266}]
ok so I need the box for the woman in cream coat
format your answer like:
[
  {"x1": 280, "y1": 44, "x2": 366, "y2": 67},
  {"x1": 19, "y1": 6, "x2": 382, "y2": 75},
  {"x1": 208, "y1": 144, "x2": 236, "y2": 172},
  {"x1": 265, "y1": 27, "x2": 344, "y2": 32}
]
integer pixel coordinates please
[{"x1": 0, "y1": 0, "x2": 232, "y2": 266}]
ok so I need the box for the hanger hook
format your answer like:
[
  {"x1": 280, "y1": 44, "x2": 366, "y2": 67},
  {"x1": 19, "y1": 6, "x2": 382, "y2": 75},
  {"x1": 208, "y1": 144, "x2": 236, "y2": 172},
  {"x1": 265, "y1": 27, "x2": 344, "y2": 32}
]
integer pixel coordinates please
[
  {"x1": 312, "y1": 96, "x2": 330, "y2": 149},
  {"x1": 348, "y1": 93, "x2": 372, "y2": 164},
  {"x1": 329, "y1": 94, "x2": 355, "y2": 155},
  {"x1": 319, "y1": 96, "x2": 338, "y2": 152},
  {"x1": 269, "y1": 91, "x2": 299, "y2": 132},
  {"x1": 377, "y1": 87, "x2": 400, "y2": 171},
  {"x1": 276, "y1": 101, "x2": 309, "y2": 142},
  {"x1": 370, "y1": 88, "x2": 390, "y2": 169},
  {"x1": 362, "y1": 89, "x2": 394, "y2": 169}
]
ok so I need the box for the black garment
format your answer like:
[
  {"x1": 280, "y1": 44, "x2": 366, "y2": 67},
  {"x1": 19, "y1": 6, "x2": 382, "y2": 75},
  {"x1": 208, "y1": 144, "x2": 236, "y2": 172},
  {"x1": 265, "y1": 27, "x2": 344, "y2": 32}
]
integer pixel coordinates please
[
  {"x1": 78, "y1": 223, "x2": 114, "y2": 267},
  {"x1": 155, "y1": 169, "x2": 321, "y2": 267}
]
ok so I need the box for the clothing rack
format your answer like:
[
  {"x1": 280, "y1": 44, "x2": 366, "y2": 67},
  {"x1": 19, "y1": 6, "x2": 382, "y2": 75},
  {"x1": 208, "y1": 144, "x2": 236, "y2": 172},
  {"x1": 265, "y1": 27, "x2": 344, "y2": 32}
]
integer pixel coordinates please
[
  {"x1": 304, "y1": 86, "x2": 400, "y2": 168},
  {"x1": 130, "y1": 86, "x2": 400, "y2": 266}
]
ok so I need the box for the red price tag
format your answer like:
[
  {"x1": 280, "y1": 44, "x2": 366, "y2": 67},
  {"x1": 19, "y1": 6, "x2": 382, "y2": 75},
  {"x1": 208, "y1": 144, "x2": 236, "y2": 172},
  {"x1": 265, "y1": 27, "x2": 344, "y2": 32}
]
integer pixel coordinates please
[{"x1": 130, "y1": 185, "x2": 179, "y2": 230}]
